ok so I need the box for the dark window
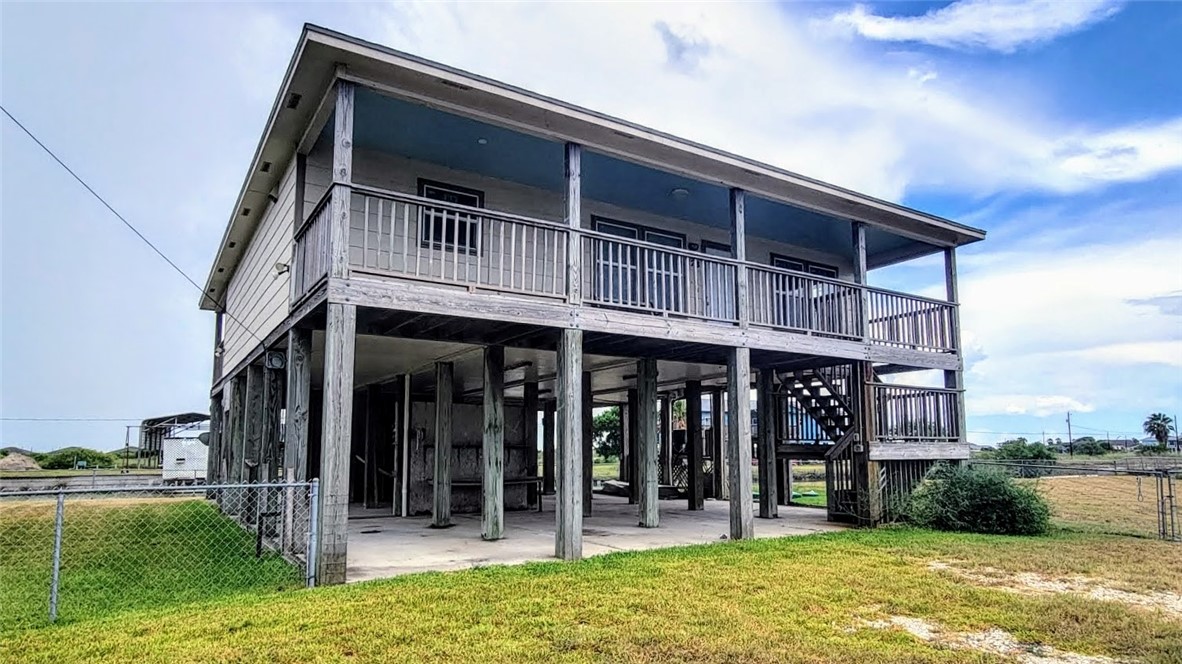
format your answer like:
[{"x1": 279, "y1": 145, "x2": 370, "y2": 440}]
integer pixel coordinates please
[
  {"x1": 418, "y1": 179, "x2": 483, "y2": 255},
  {"x1": 771, "y1": 253, "x2": 838, "y2": 279}
]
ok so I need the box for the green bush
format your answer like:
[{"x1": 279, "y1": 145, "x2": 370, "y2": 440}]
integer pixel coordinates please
[
  {"x1": 981, "y1": 438, "x2": 1056, "y2": 461},
  {"x1": 905, "y1": 463, "x2": 1050, "y2": 536},
  {"x1": 35, "y1": 447, "x2": 117, "y2": 470}
]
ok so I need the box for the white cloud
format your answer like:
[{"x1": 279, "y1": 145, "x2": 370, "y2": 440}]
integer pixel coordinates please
[
  {"x1": 828, "y1": 0, "x2": 1123, "y2": 53},
  {"x1": 970, "y1": 394, "x2": 1095, "y2": 417},
  {"x1": 359, "y1": 1, "x2": 1182, "y2": 201}
]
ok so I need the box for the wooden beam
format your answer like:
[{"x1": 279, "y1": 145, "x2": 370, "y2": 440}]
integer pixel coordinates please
[
  {"x1": 564, "y1": 143, "x2": 582, "y2": 305},
  {"x1": 731, "y1": 188, "x2": 749, "y2": 328},
  {"x1": 542, "y1": 401, "x2": 556, "y2": 495},
  {"x1": 659, "y1": 396, "x2": 673, "y2": 486},
  {"x1": 363, "y1": 384, "x2": 382, "y2": 508},
  {"x1": 524, "y1": 378, "x2": 539, "y2": 507},
  {"x1": 685, "y1": 380, "x2": 704, "y2": 511},
  {"x1": 869, "y1": 442, "x2": 971, "y2": 461},
  {"x1": 482, "y1": 346, "x2": 505, "y2": 541},
  {"x1": 710, "y1": 388, "x2": 724, "y2": 500},
  {"x1": 944, "y1": 247, "x2": 966, "y2": 442},
  {"x1": 555, "y1": 329, "x2": 583, "y2": 560},
  {"x1": 227, "y1": 375, "x2": 246, "y2": 512},
  {"x1": 207, "y1": 394, "x2": 223, "y2": 484},
  {"x1": 329, "y1": 79, "x2": 354, "y2": 279},
  {"x1": 432, "y1": 361, "x2": 453, "y2": 528},
  {"x1": 627, "y1": 388, "x2": 639, "y2": 505},
  {"x1": 582, "y1": 370, "x2": 593, "y2": 517},
  {"x1": 756, "y1": 369, "x2": 778, "y2": 518},
  {"x1": 318, "y1": 302, "x2": 356, "y2": 585},
  {"x1": 727, "y1": 347, "x2": 754, "y2": 539},
  {"x1": 285, "y1": 328, "x2": 312, "y2": 482},
  {"x1": 852, "y1": 221, "x2": 869, "y2": 340},
  {"x1": 637, "y1": 358, "x2": 660, "y2": 528},
  {"x1": 244, "y1": 364, "x2": 265, "y2": 522},
  {"x1": 263, "y1": 364, "x2": 284, "y2": 484}
]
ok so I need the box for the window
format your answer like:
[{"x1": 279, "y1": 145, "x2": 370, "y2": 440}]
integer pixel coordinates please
[
  {"x1": 771, "y1": 253, "x2": 838, "y2": 279},
  {"x1": 418, "y1": 179, "x2": 483, "y2": 255}
]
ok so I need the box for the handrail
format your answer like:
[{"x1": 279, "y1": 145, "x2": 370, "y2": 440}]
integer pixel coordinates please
[
  {"x1": 351, "y1": 183, "x2": 568, "y2": 231},
  {"x1": 295, "y1": 186, "x2": 334, "y2": 240},
  {"x1": 864, "y1": 284, "x2": 957, "y2": 309},
  {"x1": 580, "y1": 227, "x2": 746, "y2": 267}
]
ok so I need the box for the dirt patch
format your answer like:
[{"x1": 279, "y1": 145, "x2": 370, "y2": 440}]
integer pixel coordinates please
[
  {"x1": 0, "y1": 452, "x2": 41, "y2": 471},
  {"x1": 862, "y1": 615, "x2": 1121, "y2": 663},
  {"x1": 929, "y1": 561, "x2": 1182, "y2": 620}
]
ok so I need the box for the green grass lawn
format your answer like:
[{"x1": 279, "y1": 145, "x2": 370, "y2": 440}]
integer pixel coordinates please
[
  {"x1": 0, "y1": 498, "x2": 304, "y2": 632},
  {"x1": 3, "y1": 527, "x2": 1180, "y2": 663}
]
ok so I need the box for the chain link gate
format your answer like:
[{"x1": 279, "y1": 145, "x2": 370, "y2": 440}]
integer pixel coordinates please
[{"x1": 0, "y1": 480, "x2": 318, "y2": 631}]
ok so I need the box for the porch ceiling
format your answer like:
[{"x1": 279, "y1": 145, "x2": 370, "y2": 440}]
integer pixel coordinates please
[{"x1": 329, "y1": 87, "x2": 930, "y2": 268}]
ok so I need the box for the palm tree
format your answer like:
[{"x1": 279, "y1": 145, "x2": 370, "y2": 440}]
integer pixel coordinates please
[{"x1": 1142, "y1": 413, "x2": 1175, "y2": 449}]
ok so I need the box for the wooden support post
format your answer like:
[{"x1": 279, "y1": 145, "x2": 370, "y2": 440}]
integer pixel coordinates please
[
  {"x1": 263, "y1": 364, "x2": 283, "y2": 484},
  {"x1": 363, "y1": 384, "x2": 383, "y2": 508},
  {"x1": 329, "y1": 79, "x2": 354, "y2": 279},
  {"x1": 564, "y1": 143, "x2": 582, "y2": 305},
  {"x1": 207, "y1": 395, "x2": 223, "y2": 484},
  {"x1": 852, "y1": 222, "x2": 869, "y2": 340},
  {"x1": 851, "y1": 361, "x2": 882, "y2": 527},
  {"x1": 542, "y1": 401, "x2": 556, "y2": 495},
  {"x1": 685, "y1": 380, "x2": 704, "y2": 511},
  {"x1": 555, "y1": 329, "x2": 583, "y2": 560},
  {"x1": 432, "y1": 362, "x2": 454, "y2": 528},
  {"x1": 659, "y1": 396, "x2": 673, "y2": 485},
  {"x1": 731, "y1": 188, "x2": 749, "y2": 328},
  {"x1": 581, "y1": 371, "x2": 593, "y2": 517},
  {"x1": 244, "y1": 364, "x2": 264, "y2": 523},
  {"x1": 637, "y1": 358, "x2": 660, "y2": 528},
  {"x1": 756, "y1": 369, "x2": 778, "y2": 518},
  {"x1": 212, "y1": 312, "x2": 224, "y2": 384},
  {"x1": 711, "y1": 389, "x2": 727, "y2": 500},
  {"x1": 618, "y1": 402, "x2": 628, "y2": 481},
  {"x1": 777, "y1": 459, "x2": 792, "y2": 506},
  {"x1": 727, "y1": 347, "x2": 754, "y2": 539},
  {"x1": 944, "y1": 247, "x2": 966, "y2": 442},
  {"x1": 317, "y1": 302, "x2": 356, "y2": 585},
  {"x1": 627, "y1": 388, "x2": 640, "y2": 504},
  {"x1": 285, "y1": 328, "x2": 312, "y2": 482},
  {"x1": 482, "y1": 346, "x2": 505, "y2": 541},
  {"x1": 524, "y1": 379, "x2": 539, "y2": 507},
  {"x1": 226, "y1": 375, "x2": 246, "y2": 512}
]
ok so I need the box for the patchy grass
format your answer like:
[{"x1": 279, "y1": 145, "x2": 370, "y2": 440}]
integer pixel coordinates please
[
  {"x1": 3, "y1": 528, "x2": 1180, "y2": 663},
  {"x1": 791, "y1": 480, "x2": 827, "y2": 507},
  {"x1": 0, "y1": 498, "x2": 304, "y2": 632},
  {"x1": 592, "y1": 461, "x2": 618, "y2": 481}
]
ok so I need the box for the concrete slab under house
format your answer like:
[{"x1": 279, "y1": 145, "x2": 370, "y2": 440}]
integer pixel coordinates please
[{"x1": 199, "y1": 24, "x2": 985, "y2": 585}]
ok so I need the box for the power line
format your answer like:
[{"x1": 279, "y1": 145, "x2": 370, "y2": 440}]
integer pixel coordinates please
[{"x1": 0, "y1": 104, "x2": 261, "y2": 344}]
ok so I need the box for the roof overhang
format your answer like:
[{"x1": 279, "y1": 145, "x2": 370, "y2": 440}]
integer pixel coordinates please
[{"x1": 200, "y1": 24, "x2": 986, "y2": 310}]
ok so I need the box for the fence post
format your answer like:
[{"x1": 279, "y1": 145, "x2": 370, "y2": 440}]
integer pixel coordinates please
[
  {"x1": 49, "y1": 491, "x2": 65, "y2": 623},
  {"x1": 307, "y1": 478, "x2": 320, "y2": 588}
]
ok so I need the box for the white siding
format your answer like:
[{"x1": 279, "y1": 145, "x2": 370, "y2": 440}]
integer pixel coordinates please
[
  {"x1": 305, "y1": 147, "x2": 853, "y2": 278},
  {"x1": 223, "y1": 159, "x2": 297, "y2": 370}
]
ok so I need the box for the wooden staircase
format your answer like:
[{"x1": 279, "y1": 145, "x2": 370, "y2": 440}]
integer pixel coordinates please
[{"x1": 778, "y1": 368, "x2": 855, "y2": 444}]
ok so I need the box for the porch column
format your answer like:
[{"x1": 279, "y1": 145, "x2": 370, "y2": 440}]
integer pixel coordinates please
[
  {"x1": 851, "y1": 360, "x2": 882, "y2": 527},
  {"x1": 263, "y1": 361, "x2": 284, "y2": 485},
  {"x1": 227, "y1": 374, "x2": 246, "y2": 511},
  {"x1": 730, "y1": 188, "x2": 749, "y2": 328},
  {"x1": 555, "y1": 329, "x2": 583, "y2": 560},
  {"x1": 660, "y1": 396, "x2": 673, "y2": 486},
  {"x1": 432, "y1": 361, "x2": 454, "y2": 528},
  {"x1": 542, "y1": 401, "x2": 556, "y2": 495},
  {"x1": 727, "y1": 347, "x2": 754, "y2": 539},
  {"x1": 206, "y1": 394, "x2": 223, "y2": 485},
  {"x1": 318, "y1": 302, "x2": 357, "y2": 585},
  {"x1": 637, "y1": 359, "x2": 660, "y2": 528},
  {"x1": 582, "y1": 371, "x2": 593, "y2": 516},
  {"x1": 482, "y1": 346, "x2": 505, "y2": 541},
  {"x1": 244, "y1": 364, "x2": 264, "y2": 523},
  {"x1": 524, "y1": 378, "x2": 539, "y2": 507},
  {"x1": 711, "y1": 389, "x2": 726, "y2": 500},
  {"x1": 944, "y1": 247, "x2": 966, "y2": 441},
  {"x1": 362, "y1": 384, "x2": 383, "y2": 508},
  {"x1": 852, "y1": 221, "x2": 870, "y2": 340},
  {"x1": 685, "y1": 380, "x2": 704, "y2": 511},
  {"x1": 328, "y1": 78, "x2": 354, "y2": 279},
  {"x1": 756, "y1": 369, "x2": 778, "y2": 518},
  {"x1": 618, "y1": 401, "x2": 628, "y2": 481},
  {"x1": 627, "y1": 388, "x2": 640, "y2": 504},
  {"x1": 285, "y1": 328, "x2": 312, "y2": 482},
  {"x1": 564, "y1": 143, "x2": 582, "y2": 304}
]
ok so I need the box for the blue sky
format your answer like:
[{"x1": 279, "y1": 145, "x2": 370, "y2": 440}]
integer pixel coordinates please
[{"x1": 2, "y1": 1, "x2": 1179, "y2": 451}]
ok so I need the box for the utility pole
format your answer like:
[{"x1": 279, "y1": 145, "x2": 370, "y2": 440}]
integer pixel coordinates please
[
  {"x1": 1066, "y1": 412, "x2": 1073, "y2": 458},
  {"x1": 1174, "y1": 414, "x2": 1180, "y2": 453}
]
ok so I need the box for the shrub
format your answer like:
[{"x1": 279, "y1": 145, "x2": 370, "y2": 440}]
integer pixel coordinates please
[
  {"x1": 983, "y1": 438, "x2": 1056, "y2": 461},
  {"x1": 905, "y1": 463, "x2": 1050, "y2": 536},
  {"x1": 36, "y1": 447, "x2": 117, "y2": 470}
]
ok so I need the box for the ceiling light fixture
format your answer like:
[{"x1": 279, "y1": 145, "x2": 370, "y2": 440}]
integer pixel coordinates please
[
  {"x1": 670, "y1": 187, "x2": 690, "y2": 200},
  {"x1": 476, "y1": 137, "x2": 488, "y2": 145}
]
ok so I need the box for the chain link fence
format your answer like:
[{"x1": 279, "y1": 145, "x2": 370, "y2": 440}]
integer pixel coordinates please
[
  {"x1": 969, "y1": 461, "x2": 1178, "y2": 541},
  {"x1": 0, "y1": 481, "x2": 318, "y2": 632}
]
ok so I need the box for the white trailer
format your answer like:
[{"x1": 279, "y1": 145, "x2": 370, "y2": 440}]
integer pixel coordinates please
[{"x1": 161, "y1": 438, "x2": 208, "y2": 484}]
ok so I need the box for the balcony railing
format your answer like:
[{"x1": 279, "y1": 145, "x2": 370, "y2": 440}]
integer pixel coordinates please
[
  {"x1": 581, "y1": 231, "x2": 739, "y2": 322},
  {"x1": 292, "y1": 184, "x2": 960, "y2": 355},
  {"x1": 873, "y1": 383, "x2": 961, "y2": 442},
  {"x1": 347, "y1": 185, "x2": 568, "y2": 299},
  {"x1": 292, "y1": 190, "x2": 332, "y2": 301},
  {"x1": 747, "y1": 265, "x2": 863, "y2": 339}
]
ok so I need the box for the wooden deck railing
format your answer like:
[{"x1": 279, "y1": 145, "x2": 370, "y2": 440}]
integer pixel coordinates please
[
  {"x1": 747, "y1": 265, "x2": 863, "y2": 339},
  {"x1": 581, "y1": 231, "x2": 739, "y2": 322},
  {"x1": 292, "y1": 189, "x2": 332, "y2": 301},
  {"x1": 347, "y1": 185, "x2": 569, "y2": 299},
  {"x1": 873, "y1": 383, "x2": 961, "y2": 442},
  {"x1": 867, "y1": 289, "x2": 956, "y2": 352},
  {"x1": 290, "y1": 184, "x2": 960, "y2": 354}
]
